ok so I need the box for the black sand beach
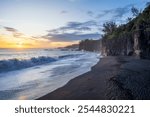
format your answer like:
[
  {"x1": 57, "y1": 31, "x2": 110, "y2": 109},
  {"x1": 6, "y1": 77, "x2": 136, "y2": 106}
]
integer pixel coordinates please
[{"x1": 38, "y1": 56, "x2": 150, "y2": 100}]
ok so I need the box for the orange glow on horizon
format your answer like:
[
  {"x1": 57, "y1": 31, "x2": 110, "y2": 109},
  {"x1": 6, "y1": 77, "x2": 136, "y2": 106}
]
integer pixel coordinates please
[{"x1": 0, "y1": 34, "x2": 78, "y2": 49}]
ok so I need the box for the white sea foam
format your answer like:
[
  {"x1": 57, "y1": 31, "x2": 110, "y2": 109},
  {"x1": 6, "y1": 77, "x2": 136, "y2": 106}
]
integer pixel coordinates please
[
  {"x1": 0, "y1": 54, "x2": 83, "y2": 72},
  {"x1": 0, "y1": 49, "x2": 100, "y2": 100},
  {"x1": 0, "y1": 56, "x2": 56, "y2": 72}
]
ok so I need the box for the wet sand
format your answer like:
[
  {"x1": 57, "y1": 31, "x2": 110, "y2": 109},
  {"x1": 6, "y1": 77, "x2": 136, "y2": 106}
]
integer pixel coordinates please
[{"x1": 38, "y1": 56, "x2": 150, "y2": 100}]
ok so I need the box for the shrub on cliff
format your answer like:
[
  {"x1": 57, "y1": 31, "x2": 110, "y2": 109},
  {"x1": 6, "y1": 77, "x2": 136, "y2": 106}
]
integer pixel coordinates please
[{"x1": 103, "y1": 4, "x2": 150, "y2": 40}]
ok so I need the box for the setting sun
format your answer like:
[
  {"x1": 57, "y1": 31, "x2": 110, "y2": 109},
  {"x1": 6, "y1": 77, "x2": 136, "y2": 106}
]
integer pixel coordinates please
[
  {"x1": 16, "y1": 42, "x2": 23, "y2": 48},
  {"x1": 0, "y1": 34, "x2": 77, "y2": 49}
]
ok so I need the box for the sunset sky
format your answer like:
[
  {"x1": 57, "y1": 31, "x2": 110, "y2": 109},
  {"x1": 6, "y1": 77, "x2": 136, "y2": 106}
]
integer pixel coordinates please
[{"x1": 0, "y1": 0, "x2": 149, "y2": 48}]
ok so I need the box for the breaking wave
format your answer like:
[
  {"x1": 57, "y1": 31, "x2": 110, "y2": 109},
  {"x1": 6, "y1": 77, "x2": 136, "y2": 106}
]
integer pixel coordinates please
[
  {"x1": 0, "y1": 54, "x2": 83, "y2": 73},
  {"x1": 0, "y1": 56, "x2": 57, "y2": 73}
]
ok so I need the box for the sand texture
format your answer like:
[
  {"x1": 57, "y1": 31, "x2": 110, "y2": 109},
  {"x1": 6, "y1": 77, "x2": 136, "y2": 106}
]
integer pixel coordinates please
[{"x1": 38, "y1": 56, "x2": 150, "y2": 100}]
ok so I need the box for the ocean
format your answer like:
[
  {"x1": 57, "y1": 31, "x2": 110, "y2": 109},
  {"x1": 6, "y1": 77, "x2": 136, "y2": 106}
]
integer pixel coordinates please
[{"x1": 0, "y1": 49, "x2": 100, "y2": 100}]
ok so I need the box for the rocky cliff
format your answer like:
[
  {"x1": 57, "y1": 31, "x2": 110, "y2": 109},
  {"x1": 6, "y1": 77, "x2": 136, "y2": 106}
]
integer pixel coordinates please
[
  {"x1": 79, "y1": 5, "x2": 150, "y2": 59},
  {"x1": 79, "y1": 39, "x2": 101, "y2": 52},
  {"x1": 101, "y1": 29, "x2": 150, "y2": 59},
  {"x1": 100, "y1": 32, "x2": 133, "y2": 56}
]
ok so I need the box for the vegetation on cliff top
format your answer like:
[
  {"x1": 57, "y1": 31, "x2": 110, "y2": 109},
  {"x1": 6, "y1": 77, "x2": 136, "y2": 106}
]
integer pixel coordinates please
[
  {"x1": 103, "y1": 4, "x2": 150, "y2": 40},
  {"x1": 79, "y1": 4, "x2": 150, "y2": 58}
]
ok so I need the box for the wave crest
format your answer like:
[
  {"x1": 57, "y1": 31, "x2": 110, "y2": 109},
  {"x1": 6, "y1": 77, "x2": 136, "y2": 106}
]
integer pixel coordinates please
[{"x1": 0, "y1": 56, "x2": 56, "y2": 72}]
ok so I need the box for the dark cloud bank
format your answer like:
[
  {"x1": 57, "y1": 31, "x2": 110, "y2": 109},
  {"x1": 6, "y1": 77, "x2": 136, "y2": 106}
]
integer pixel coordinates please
[{"x1": 44, "y1": 21, "x2": 101, "y2": 42}]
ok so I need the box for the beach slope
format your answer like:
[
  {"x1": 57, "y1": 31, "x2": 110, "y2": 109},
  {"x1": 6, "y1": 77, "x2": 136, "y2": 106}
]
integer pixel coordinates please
[{"x1": 38, "y1": 56, "x2": 150, "y2": 100}]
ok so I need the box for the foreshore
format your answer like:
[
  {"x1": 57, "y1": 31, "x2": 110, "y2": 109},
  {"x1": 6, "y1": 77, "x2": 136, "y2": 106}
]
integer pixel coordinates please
[{"x1": 38, "y1": 56, "x2": 150, "y2": 100}]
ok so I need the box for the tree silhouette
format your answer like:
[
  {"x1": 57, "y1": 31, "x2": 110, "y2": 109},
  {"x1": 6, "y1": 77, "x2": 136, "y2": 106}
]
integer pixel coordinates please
[
  {"x1": 102, "y1": 22, "x2": 117, "y2": 35},
  {"x1": 131, "y1": 6, "x2": 139, "y2": 17}
]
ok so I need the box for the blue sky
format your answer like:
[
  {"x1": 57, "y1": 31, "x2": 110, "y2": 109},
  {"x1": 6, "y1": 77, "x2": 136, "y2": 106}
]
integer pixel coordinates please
[{"x1": 0, "y1": 0, "x2": 149, "y2": 45}]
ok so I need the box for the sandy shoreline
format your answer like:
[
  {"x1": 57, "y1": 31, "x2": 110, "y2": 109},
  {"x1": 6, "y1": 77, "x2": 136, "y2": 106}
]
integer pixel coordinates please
[{"x1": 38, "y1": 56, "x2": 150, "y2": 100}]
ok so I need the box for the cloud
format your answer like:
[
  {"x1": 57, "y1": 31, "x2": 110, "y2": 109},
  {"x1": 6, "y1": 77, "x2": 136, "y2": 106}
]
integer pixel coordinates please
[
  {"x1": 87, "y1": 11, "x2": 94, "y2": 17},
  {"x1": 45, "y1": 32, "x2": 100, "y2": 42},
  {"x1": 4, "y1": 26, "x2": 24, "y2": 38},
  {"x1": 59, "y1": 21, "x2": 93, "y2": 31},
  {"x1": 48, "y1": 20, "x2": 98, "y2": 34},
  {"x1": 96, "y1": 4, "x2": 132, "y2": 19},
  {"x1": 44, "y1": 20, "x2": 100, "y2": 42},
  {"x1": 4, "y1": 27, "x2": 18, "y2": 32},
  {"x1": 60, "y1": 10, "x2": 68, "y2": 14}
]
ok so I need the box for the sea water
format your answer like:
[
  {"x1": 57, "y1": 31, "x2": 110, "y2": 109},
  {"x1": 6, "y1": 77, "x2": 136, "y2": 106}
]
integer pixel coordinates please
[{"x1": 0, "y1": 49, "x2": 100, "y2": 100}]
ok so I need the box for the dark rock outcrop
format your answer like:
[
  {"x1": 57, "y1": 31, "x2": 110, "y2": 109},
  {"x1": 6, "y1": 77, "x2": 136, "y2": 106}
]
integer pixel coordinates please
[
  {"x1": 79, "y1": 39, "x2": 101, "y2": 52},
  {"x1": 79, "y1": 28, "x2": 150, "y2": 59},
  {"x1": 79, "y1": 5, "x2": 150, "y2": 59},
  {"x1": 100, "y1": 32, "x2": 133, "y2": 56}
]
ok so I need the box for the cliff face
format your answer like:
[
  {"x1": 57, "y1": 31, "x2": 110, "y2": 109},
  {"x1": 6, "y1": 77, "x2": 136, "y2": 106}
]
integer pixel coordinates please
[
  {"x1": 100, "y1": 33, "x2": 133, "y2": 56},
  {"x1": 79, "y1": 39, "x2": 101, "y2": 52},
  {"x1": 101, "y1": 29, "x2": 150, "y2": 59},
  {"x1": 79, "y1": 5, "x2": 150, "y2": 59},
  {"x1": 79, "y1": 29, "x2": 150, "y2": 59},
  {"x1": 140, "y1": 30, "x2": 150, "y2": 59}
]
